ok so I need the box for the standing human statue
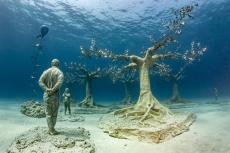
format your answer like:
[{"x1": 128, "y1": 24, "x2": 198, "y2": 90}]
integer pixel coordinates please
[
  {"x1": 39, "y1": 59, "x2": 64, "y2": 135},
  {"x1": 63, "y1": 88, "x2": 71, "y2": 115}
]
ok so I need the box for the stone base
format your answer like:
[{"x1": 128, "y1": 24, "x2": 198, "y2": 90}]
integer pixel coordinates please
[
  {"x1": 20, "y1": 101, "x2": 45, "y2": 118},
  {"x1": 73, "y1": 106, "x2": 112, "y2": 114},
  {"x1": 99, "y1": 112, "x2": 196, "y2": 144},
  {"x1": 167, "y1": 98, "x2": 191, "y2": 104},
  {"x1": 58, "y1": 114, "x2": 85, "y2": 122},
  {"x1": 6, "y1": 127, "x2": 95, "y2": 153}
]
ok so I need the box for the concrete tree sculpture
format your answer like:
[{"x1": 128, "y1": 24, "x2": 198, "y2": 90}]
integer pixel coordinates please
[
  {"x1": 158, "y1": 42, "x2": 207, "y2": 103},
  {"x1": 64, "y1": 64, "x2": 78, "y2": 91},
  {"x1": 65, "y1": 62, "x2": 103, "y2": 107},
  {"x1": 79, "y1": 4, "x2": 206, "y2": 143},
  {"x1": 81, "y1": 38, "x2": 180, "y2": 122},
  {"x1": 107, "y1": 66, "x2": 137, "y2": 105}
]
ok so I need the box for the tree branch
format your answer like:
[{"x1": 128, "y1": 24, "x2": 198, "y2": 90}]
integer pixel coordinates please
[
  {"x1": 151, "y1": 52, "x2": 180, "y2": 63},
  {"x1": 124, "y1": 63, "x2": 138, "y2": 69},
  {"x1": 145, "y1": 36, "x2": 174, "y2": 58},
  {"x1": 80, "y1": 45, "x2": 131, "y2": 62}
]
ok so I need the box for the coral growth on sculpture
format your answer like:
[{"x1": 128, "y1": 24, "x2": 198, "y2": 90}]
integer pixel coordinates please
[{"x1": 7, "y1": 127, "x2": 95, "y2": 153}]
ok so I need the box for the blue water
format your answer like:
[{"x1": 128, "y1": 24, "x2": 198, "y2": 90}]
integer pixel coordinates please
[{"x1": 0, "y1": 0, "x2": 229, "y2": 102}]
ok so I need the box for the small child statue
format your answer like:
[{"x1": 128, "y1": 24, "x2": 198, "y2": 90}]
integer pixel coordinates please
[{"x1": 63, "y1": 88, "x2": 71, "y2": 115}]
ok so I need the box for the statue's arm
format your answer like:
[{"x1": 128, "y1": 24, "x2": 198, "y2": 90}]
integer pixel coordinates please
[
  {"x1": 38, "y1": 71, "x2": 48, "y2": 91},
  {"x1": 63, "y1": 93, "x2": 71, "y2": 98},
  {"x1": 52, "y1": 71, "x2": 64, "y2": 92},
  {"x1": 64, "y1": 93, "x2": 71, "y2": 97}
]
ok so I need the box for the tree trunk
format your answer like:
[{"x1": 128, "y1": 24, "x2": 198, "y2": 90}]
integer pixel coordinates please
[
  {"x1": 114, "y1": 62, "x2": 171, "y2": 122},
  {"x1": 122, "y1": 83, "x2": 131, "y2": 104},
  {"x1": 134, "y1": 63, "x2": 166, "y2": 112},
  {"x1": 80, "y1": 78, "x2": 94, "y2": 107},
  {"x1": 169, "y1": 81, "x2": 191, "y2": 103},
  {"x1": 170, "y1": 81, "x2": 181, "y2": 102}
]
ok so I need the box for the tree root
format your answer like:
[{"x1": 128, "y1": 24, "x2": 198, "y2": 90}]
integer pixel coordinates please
[
  {"x1": 109, "y1": 113, "x2": 196, "y2": 143},
  {"x1": 170, "y1": 95, "x2": 191, "y2": 104},
  {"x1": 114, "y1": 102, "x2": 172, "y2": 124},
  {"x1": 79, "y1": 97, "x2": 94, "y2": 108}
]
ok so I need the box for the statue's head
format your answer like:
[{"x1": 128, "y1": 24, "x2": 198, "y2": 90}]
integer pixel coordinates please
[
  {"x1": 51, "y1": 59, "x2": 60, "y2": 67},
  {"x1": 65, "y1": 88, "x2": 70, "y2": 92}
]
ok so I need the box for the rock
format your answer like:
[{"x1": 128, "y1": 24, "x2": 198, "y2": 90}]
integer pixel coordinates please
[
  {"x1": 20, "y1": 100, "x2": 45, "y2": 118},
  {"x1": 6, "y1": 127, "x2": 95, "y2": 153}
]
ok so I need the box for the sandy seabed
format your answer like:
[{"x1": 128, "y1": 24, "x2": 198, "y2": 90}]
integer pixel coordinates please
[{"x1": 0, "y1": 98, "x2": 230, "y2": 153}]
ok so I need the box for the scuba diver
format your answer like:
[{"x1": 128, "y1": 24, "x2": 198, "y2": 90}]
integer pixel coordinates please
[
  {"x1": 34, "y1": 25, "x2": 49, "y2": 49},
  {"x1": 31, "y1": 25, "x2": 49, "y2": 97},
  {"x1": 37, "y1": 25, "x2": 49, "y2": 39}
]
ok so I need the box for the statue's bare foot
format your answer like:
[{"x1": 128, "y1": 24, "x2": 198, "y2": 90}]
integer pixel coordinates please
[{"x1": 49, "y1": 129, "x2": 59, "y2": 135}]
